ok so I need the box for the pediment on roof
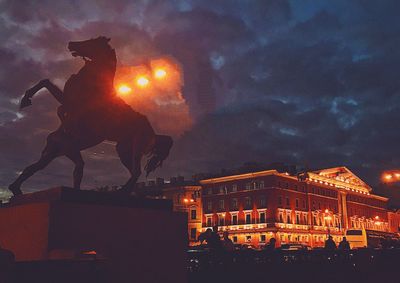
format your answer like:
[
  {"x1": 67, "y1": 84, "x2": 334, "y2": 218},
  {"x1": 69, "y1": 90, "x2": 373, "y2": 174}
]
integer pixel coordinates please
[{"x1": 310, "y1": 166, "x2": 372, "y2": 192}]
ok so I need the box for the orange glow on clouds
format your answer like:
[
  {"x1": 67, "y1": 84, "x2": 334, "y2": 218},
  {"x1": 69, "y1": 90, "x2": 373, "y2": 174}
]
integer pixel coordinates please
[{"x1": 113, "y1": 56, "x2": 192, "y2": 137}]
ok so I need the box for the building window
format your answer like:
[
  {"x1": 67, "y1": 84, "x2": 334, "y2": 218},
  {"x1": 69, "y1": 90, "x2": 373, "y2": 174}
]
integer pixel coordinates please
[
  {"x1": 303, "y1": 214, "x2": 308, "y2": 225},
  {"x1": 318, "y1": 202, "x2": 321, "y2": 210},
  {"x1": 260, "y1": 235, "x2": 266, "y2": 242},
  {"x1": 190, "y1": 228, "x2": 197, "y2": 240},
  {"x1": 287, "y1": 213, "x2": 291, "y2": 224},
  {"x1": 259, "y1": 212, "x2": 266, "y2": 223},
  {"x1": 207, "y1": 188, "x2": 212, "y2": 195},
  {"x1": 312, "y1": 201, "x2": 316, "y2": 210},
  {"x1": 296, "y1": 214, "x2": 300, "y2": 224},
  {"x1": 206, "y1": 217, "x2": 212, "y2": 227},
  {"x1": 245, "y1": 197, "x2": 252, "y2": 209},
  {"x1": 232, "y1": 214, "x2": 238, "y2": 225},
  {"x1": 295, "y1": 198, "x2": 299, "y2": 208},
  {"x1": 245, "y1": 183, "x2": 251, "y2": 190},
  {"x1": 219, "y1": 199, "x2": 225, "y2": 210},
  {"x1": 259, "y1": 181, "x2": 265, "y2": 189},
  {"x1": 302, "y1": 200, "x2": 306, "y2": 209},
  {"x1": 191, "y1": 209, "x2": 197, "y2": 220},
  {"x1": 231, "y1": 198, "x2": 238, "y2": 210},
  {"x1": 232, "y1": 184, "x2": 237, "y2": 192},
  {"x1": 233, "y1": 236, "x2": 238, "y2": 243},
  {"x1": 285, "y1": 197, "x2": 290, "y2": 206},
  {"x1": 279, "y1": 212, "x2": 284, "y2": 223},
  {"x1": 246, "y1": 235, "x2": 251, "y2": 242},
  {"x1": 207, "y1": 201, "x2": 212, "y2": 211},
  {"x1": 278, "y1": 196, "x2": 282, "y2": 206},
  {"x1": 219, "y1": 215, "x2": 225, "y2": 226},
  {"x1": 245, "y1": 213, "x2": 251, "y2": 224},
  {"x1": 260, "y1": 196, "x2": 266, "y2": 207}
]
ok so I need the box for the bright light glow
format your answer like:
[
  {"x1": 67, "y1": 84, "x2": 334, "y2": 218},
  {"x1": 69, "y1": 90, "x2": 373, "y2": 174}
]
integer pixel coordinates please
[
  {"x1": 183, "y1": 198, "x2": 188, "y2": 203},
  {"x1": 136, "y1": 76, "x2": 149, "y2": 88},
  {"x1": 325, "y1": 209, "x2": 329, "y2": 214},
  {"x1": 382, "y1": 171, "x2": 400, "y2": 183},
  {"x1": 154, "y1": 68, "x2": 167, "y2": 79},
  {"x1": 117, "y1": 84, "x2": 132, "y2": 95},
  {"x1": 190, "y1": 199, "x2": 194, "y2": 202},
  {"x1": 375, "y1": 216, "x2": 380, "y2": 220}
]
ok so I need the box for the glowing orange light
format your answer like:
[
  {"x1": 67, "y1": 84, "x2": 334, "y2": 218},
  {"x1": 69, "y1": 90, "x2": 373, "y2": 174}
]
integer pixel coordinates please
[
  {"x1": 183, "y1": 198, "x2": 189, "y2": 203},
  {"x1": 375, "y1": 216, "x2": 380, "y2": 220},
  {"x1": 136, "y1": 76, "x2": 149, "y2": 88},
  {"x1": 190, "y1": 199, "x2": 194, "y2": 202},
  {"x1": 154, "y1": 68, "x2": 167, "y2": 79},
  {"x1": 325, "y1": 209, "x2": 329, "y2": 214},
  {"x1": 382, "y1": 170, "x2": 400, "y2": 183},
  {"x1": 117, "y1": 84, "x2": 132, "y2": 95}
]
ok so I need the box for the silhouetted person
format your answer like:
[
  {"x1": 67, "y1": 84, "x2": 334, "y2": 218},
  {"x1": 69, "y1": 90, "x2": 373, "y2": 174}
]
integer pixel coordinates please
[
  {"x1": 198, "y1": 228, "x2": 211, "y2": 245},
  {"x1": 209, "y1": 225, "x2": 223, "y2": 251},
  {"x1": 265, "y1": 238, "x2": 277, "y2": 251},
  {"x1": 338, "y1": 237, "x2": 350, "y2": 251},
  {"x1": 0, "y1": 245, "x2": 15, "y2": 283},
  {"x1": 222, "y1": 231, "x2": 234, "y2": 252},
  {"x1": 324, "y1": 235, "x2": 337, "y2": 251}
]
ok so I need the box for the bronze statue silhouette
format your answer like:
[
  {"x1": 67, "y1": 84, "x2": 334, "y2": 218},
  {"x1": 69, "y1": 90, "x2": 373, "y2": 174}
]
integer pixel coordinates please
[{"x1": 9, "y1": 36, "x2": 173, "y2": 196}]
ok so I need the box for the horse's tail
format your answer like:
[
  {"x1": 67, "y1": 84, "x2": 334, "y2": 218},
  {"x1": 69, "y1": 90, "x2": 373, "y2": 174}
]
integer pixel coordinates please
[{"x1": 144, "y1": 134, "x2": 173, "y2": 177}]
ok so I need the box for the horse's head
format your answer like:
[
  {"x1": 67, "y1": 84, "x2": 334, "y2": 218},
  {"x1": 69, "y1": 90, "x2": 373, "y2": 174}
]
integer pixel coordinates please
[{"x1": 68, "y1": 36, "x2": 112, "y2": 61}]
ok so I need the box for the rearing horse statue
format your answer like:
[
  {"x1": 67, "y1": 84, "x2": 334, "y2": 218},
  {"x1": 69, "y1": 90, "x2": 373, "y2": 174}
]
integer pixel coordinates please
[{"x1": 9, "y1": 36, "x2": 173, "y2": 196}]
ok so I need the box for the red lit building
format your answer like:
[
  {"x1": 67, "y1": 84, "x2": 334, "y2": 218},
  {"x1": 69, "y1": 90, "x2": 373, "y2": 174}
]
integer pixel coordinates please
[{"x1": 200, "y1": 167, "x2": 396, "y2": 248}]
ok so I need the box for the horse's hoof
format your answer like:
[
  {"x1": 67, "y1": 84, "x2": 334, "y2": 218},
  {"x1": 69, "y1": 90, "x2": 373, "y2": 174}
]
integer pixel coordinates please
[
  {"x1": 8, "y1": 183, "x2": 23, "y2": 196},
  {"x1": 20, "y1": 96, "x2": 32, "y2": 109}
]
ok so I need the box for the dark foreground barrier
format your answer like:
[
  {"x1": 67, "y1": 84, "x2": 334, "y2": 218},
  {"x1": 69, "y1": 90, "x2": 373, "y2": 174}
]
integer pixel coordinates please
[{"x1": 188, "y1": 248, "x2": 400, "y2": 283}]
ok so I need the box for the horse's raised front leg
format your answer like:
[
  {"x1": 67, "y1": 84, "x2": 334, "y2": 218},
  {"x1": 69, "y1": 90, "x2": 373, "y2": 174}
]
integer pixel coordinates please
[{"x1": 20, "y1": 79, "x2": 64, "y2": 109}]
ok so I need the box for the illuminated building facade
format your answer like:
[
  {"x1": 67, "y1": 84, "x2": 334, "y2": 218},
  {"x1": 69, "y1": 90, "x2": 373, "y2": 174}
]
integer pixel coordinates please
[{"x1": 200, "y1": 167, "x2": 396, "y2": 248}]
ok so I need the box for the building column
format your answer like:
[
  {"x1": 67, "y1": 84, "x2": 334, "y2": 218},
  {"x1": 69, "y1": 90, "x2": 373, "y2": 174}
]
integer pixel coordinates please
[{"x1": 339, "y1": 192, "x2": 348, "y2": 230}]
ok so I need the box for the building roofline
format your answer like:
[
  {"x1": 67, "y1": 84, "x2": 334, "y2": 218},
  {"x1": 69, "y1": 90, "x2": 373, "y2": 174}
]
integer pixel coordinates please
[{"x1": 200, "y1": 170, "x2": 278, "y2": 184}]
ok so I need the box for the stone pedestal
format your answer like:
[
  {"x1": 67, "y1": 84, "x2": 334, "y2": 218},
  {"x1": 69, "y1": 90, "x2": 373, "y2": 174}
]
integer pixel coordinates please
[{"x1": 0, "y1": 187, "x2": 188, "y2": 283}]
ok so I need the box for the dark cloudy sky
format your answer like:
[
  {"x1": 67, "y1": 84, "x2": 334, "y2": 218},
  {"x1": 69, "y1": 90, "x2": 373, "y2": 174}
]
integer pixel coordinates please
[{"x1": 0, "y1": 0, "x2": 399, "y2": 194}]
